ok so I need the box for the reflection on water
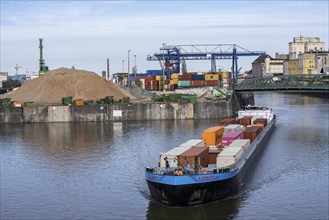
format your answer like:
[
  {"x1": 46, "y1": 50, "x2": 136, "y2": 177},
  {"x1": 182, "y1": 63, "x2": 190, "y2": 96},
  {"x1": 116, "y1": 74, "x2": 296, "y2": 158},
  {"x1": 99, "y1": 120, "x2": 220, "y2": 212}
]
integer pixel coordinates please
[{"x1": 1, "y1": 93, "x2": 328, "y2": 220}]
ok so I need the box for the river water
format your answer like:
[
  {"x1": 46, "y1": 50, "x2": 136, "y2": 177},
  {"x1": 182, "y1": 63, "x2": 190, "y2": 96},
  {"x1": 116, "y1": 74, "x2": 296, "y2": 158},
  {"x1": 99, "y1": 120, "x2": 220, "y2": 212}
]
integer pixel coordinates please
[{"x1": 1, "y1": 93, "x2": 328, "y2": 220}]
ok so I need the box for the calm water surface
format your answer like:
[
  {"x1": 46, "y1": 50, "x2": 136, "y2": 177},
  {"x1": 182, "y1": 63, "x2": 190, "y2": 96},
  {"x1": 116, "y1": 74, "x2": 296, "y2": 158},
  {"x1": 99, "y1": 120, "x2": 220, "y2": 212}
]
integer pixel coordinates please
[{"x1": 1, "y1": 93, "x2": 328, "y2": 220}]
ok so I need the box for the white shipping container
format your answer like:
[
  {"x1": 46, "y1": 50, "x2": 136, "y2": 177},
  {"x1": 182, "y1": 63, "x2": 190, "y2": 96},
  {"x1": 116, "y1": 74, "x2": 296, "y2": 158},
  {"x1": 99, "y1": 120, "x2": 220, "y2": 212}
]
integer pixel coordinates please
[
  {"x1": 179, "y1": 139, "x2": 205, "y2": 147},
  {"x1": 216, "y1": 146, "x2": 244, "y2": 168},
  {"x1": 228, "y1": 139, "x2": 251, "y2": 150},
  {"x1": 224, "y1": 124, "x2": 245, "y2": 134},
  {"x1": 159, "y1": 146, "x2": 191, "y2": 167}
]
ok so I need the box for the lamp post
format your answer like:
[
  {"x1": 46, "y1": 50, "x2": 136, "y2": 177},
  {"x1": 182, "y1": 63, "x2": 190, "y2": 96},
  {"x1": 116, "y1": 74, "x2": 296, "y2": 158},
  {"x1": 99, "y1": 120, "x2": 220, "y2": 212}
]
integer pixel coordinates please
[
  {"x1": 128, "y1": 50, "x2": 131, "y2": 87},
  {"x1": 162, "y1": 43, "x2": 166, "y2": 91},
  {"x1": 134, "y1": 55, "x2": 136, "y2": 85},
  {"x1": 122, "y1": 60, "x2": 124, "y2": 73}
]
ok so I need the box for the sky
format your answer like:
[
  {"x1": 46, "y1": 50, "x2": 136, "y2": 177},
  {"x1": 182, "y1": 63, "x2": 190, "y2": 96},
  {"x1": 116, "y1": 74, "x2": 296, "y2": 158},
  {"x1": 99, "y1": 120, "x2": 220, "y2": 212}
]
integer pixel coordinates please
[{"x1": 1, "y1": 0, "x2": 328, "y2": 76}]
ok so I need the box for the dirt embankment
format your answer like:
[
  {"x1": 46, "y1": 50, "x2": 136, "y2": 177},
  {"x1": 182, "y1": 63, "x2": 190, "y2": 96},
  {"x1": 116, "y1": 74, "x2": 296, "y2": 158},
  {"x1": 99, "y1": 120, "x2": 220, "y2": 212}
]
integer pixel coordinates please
[{"x1": 4, "y1": 67, "x2": 136, "y2": 104}]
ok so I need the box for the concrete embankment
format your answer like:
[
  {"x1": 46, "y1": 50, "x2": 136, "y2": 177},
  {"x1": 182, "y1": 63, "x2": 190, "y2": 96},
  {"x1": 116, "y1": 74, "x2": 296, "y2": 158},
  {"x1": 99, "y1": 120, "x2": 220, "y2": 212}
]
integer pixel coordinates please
[{"x1": 0, "y1": 97, "x2": 243, "y2": 123}]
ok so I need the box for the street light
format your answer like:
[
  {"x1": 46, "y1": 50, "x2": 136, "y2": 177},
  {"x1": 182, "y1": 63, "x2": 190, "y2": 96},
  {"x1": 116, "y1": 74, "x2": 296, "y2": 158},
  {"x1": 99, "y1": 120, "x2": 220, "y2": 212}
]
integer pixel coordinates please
[
  {"x1": 128, "y1": 50, "x2": 131, "y2": 87},
  {"x1": 122, "y1": 60, "x2": 124, "y2": 73},
  {"x1": 134, "y1": 55, "x2": 136, "y2": 85},
  {"x1": 162, "y1": 43, "x2": 166, "y2": 91}
]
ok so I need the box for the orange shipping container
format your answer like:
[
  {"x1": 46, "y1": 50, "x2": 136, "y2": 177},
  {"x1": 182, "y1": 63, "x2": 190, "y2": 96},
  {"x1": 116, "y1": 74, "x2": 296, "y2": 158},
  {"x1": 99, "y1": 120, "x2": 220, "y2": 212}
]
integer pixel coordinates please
[
  {"x1": 11, "y1": 101, "x2": 24, "y2": 107},
  {"x1": 191, "y1": 80, "x2": 205, "y2": 87},
  {"x1": 204, "y1": 80, "x2": 219, "y2": 86},
  {"x1": 252, "y1": 123, "x2": 264, "y2": 132},
  {"x1": 253, "y1": 118, "x2": 267, "y2": 127},
  {"x1": 202, "y1": 126, "x2": 224, "y2": 146},
  {"x1": 73, "y1": 99, "x2": 84, "y2": 106}
]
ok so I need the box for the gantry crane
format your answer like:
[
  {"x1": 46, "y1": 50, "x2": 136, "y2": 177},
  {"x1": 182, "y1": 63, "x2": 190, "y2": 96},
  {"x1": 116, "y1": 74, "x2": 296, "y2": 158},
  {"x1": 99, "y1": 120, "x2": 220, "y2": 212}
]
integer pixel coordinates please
[
  {"x1": 14, "y1": 64, "x2": 22, "y2": 75},
  {"x1": 147, "y1": 44, "x2": 266, "y2": 82}
]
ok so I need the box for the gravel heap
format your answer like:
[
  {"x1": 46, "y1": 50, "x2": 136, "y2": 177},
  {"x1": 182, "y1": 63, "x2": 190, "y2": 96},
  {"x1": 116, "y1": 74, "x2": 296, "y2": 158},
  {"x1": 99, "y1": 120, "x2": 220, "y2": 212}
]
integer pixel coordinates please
[{"x1": 4, "y1": 67, "x2": 135, "y2": 104}]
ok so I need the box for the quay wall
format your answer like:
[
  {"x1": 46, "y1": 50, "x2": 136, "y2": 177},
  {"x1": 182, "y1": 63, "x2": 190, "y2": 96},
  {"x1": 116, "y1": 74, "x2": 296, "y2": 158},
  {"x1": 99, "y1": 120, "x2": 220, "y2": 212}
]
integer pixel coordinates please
[{"x1": 0, "y1": 95, "x2": 245, "y2": 124}]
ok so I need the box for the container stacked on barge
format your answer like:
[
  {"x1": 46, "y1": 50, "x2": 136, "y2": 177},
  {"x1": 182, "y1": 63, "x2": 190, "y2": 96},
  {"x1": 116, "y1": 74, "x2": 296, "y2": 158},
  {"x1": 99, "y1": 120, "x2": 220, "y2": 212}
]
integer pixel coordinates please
[{"x1": 145, "y1": 106, "x2": 276, "y2": 206}]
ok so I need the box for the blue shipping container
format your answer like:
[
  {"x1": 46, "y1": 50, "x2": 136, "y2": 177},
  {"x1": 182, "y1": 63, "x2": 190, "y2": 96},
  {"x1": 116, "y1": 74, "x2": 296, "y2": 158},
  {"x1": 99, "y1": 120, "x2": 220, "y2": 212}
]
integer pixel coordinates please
[
  {"x1": 191, "y1": 74, "x2": 205, "y2": 80},
  {"x1": 146, "y1": 70, "x2": 163, "y2": 76}
]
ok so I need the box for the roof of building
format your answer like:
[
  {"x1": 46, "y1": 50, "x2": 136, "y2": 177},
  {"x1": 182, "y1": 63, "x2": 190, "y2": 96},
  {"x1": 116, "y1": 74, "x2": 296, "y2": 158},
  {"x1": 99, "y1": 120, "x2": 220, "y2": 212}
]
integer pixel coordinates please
[{"x1": 252, "y1": 54, "x2": 272, "y2": 64}]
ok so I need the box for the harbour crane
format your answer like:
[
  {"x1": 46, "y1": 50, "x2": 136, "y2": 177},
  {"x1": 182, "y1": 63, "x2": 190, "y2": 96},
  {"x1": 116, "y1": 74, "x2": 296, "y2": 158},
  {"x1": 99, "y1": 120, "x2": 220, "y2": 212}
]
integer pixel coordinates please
[
  {"x1": 14, "y1": 64, "x2": 22, "y2": 75},
  {"x1": 147, "y1": 44, "x2": 266, "y2": 82}
]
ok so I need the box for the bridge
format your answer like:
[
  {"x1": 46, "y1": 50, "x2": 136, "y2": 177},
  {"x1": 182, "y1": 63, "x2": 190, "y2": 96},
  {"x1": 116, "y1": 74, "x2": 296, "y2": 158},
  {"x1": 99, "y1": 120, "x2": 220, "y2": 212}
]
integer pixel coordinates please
[
  {"x1": 234, "y1": 74, "x2": 329, "y2": 93},
  {"x1": 147, "y1": 44, "x2": 265, "y2": 81}
]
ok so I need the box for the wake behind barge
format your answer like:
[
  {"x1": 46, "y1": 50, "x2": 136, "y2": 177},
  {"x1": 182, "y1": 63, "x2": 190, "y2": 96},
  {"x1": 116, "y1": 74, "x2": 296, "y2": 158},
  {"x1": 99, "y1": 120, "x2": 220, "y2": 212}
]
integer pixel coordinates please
[{"x1": 145, "y1": 106, "x2": 275, "y2": 206}]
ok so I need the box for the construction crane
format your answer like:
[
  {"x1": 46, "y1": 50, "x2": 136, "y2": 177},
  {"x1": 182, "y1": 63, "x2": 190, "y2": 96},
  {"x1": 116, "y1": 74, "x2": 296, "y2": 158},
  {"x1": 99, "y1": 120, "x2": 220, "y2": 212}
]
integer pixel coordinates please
[
  {"x1": 147, "y1": 44, "x2": 266, "y2": 82},
  {"x1": 14, "y1": 64, "x2": 22, "y2": 75}
]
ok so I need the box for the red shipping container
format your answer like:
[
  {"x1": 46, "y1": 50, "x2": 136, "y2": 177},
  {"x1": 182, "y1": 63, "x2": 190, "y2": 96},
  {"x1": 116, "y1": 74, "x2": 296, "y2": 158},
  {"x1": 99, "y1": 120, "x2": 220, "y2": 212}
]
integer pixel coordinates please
[
  {"x1": 144, "y1": 76, "x2": 156, "y2": 80},
  {"x1": 169, "y1": 84, "x2": 177, "y2": 91},
  {"x1": 253, "y1": 118, "x2": 267, "y2": 127},
  {"x1": 243, "y1": 126, "x2": 261, "y2": 143},
  {"x1": 219, "y1": 118, "x2": 236, "y2": 126},
  {"x1": 222, "y1": 131, "x2": 243, "y2": 147},
  {"x1": 209, "y1": 152, "x2": 219, "y2": 164},
  {"x1": 241, "y1": 116, "x2": 253, "y2": 126},
  {"x1": 205, "y1": 80, "x2": 219, "y2": 86},
  {"x1": 178, "y1": 74, "x2": 192, "y2": 80},
  {"x1": 191, "y1": 80, "x2": 205, "y2": 87},
  {"x1": 232, "y1": 118, "x2": 241, "y2": 124}
]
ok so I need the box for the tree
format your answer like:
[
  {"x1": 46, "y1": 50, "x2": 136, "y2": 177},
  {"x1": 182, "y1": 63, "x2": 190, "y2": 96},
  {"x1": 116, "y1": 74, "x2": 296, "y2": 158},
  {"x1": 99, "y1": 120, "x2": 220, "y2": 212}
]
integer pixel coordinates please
[{"x1": 2, "y1": 79, "x2": 21, "y2": 90}]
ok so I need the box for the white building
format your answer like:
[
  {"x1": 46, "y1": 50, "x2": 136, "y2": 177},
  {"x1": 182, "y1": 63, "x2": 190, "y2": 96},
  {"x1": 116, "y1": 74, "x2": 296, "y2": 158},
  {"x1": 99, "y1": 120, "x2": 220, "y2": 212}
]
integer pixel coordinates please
[
  {"x1": 252, "y1": 54, "x2": 285, "y2": 77},
  {"x1": 289, "y1": 36, "x2": 326, "y2": 60}
]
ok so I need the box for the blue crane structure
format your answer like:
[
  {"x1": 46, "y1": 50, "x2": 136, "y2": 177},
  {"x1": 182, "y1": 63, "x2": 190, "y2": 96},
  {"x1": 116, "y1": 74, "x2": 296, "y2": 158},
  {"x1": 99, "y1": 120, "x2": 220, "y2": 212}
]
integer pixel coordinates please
[{"x1": 147, "y1": 44, "x2": 266, "y2": 82}]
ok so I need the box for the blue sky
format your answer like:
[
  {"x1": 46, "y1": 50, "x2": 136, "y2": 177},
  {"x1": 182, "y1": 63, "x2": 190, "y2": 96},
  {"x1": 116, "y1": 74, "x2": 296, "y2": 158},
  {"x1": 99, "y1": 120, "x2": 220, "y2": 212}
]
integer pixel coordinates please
[{"x1": 1, "y1": 0, "x2": 328, "y2": 75}]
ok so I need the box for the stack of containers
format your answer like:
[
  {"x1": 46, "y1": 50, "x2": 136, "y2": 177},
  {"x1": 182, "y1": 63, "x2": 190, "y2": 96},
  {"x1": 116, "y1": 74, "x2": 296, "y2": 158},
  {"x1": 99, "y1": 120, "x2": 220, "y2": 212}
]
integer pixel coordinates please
[
  {"x1": 169, "y1": 73, "x2": 179, "y2": 91},
  {"x1": 191, "y1": 74, "x2": 205, "y2": 88},
  {"x1": 242, "y1": 126, "x2": 261, "y2": 143},
  {"x1": 205, "y1": 73, "x2": 219, "y2": 87},
  {"x1": 216, "y1": 146, "x2": 244, "y2": 168},
  {"x1": 177, "y1": 147, "x2": 209, "y2": 168},
  {"x1": 221, "y1": 71, "x2": 231, "y2": 88},
  {"x1": 202, "y1": 126, "x2": 224, "y2": 147},
  {"x1": 156, "y1": 75, "x2": 164, "y2": 91},
  {"x1": 159, "y1": 146, "x2": 191, "y2": 167},
  {"x1": 144, "y1": 76, "x2": 155, "y2": 91},
  {"x1": 178, "y1": 74, "x2": 192, "y2": 89},
  {"x1": 222, "y1": 131, "x2": 243, "y2": 147}
]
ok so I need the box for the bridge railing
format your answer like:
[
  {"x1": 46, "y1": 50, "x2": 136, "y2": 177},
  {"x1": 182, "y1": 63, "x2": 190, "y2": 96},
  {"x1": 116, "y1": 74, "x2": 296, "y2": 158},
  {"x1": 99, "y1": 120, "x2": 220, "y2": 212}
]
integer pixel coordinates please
[{"x1": 235, "y1": 74, "x2": 329, "y2": 92}]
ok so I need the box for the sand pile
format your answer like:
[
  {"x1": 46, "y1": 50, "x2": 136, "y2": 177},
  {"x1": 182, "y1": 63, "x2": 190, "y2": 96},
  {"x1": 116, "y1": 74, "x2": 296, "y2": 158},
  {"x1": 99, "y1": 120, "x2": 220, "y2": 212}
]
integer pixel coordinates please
[{"x1": 4, "y1": 67, "x2": 136, "y2": 104}]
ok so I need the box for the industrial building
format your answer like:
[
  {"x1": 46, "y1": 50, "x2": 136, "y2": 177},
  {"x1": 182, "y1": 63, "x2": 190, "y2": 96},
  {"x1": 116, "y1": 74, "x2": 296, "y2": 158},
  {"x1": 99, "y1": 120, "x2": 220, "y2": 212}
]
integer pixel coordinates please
[{"x1": 251, "y1": 36, "x2": 328, "y2": 77}]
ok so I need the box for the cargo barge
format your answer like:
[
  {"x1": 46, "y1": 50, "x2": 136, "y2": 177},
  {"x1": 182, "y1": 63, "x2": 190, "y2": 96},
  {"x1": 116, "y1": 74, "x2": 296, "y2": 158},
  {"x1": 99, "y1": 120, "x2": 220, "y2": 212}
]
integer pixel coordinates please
[{"x1": 145, "y1": 106, "x2": 275, "y2": 206}]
